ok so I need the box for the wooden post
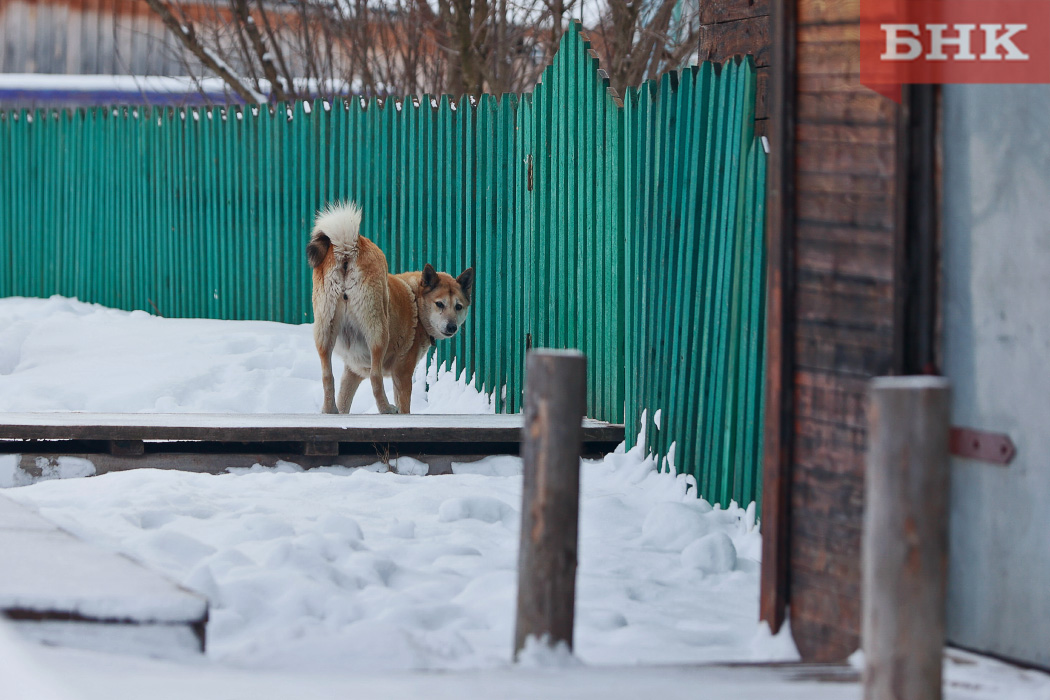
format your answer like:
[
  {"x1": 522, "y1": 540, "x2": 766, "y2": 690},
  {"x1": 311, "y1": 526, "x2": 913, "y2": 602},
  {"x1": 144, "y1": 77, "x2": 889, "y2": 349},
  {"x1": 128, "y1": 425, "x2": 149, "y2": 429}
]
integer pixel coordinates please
[
  {"x1": 864, "y1": 376, "x2": 951, "y2": 700},
  {"x1": 513, "y1": 349, "x2": 586, "y2": 659}
]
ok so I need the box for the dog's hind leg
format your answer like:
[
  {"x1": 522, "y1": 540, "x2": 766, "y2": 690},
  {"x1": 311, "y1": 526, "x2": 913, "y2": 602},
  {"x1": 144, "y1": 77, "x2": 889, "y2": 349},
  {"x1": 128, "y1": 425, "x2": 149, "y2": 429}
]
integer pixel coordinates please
[
  {"x1": 317, "y1": 345, "x2": 338, "y2": 414},
  {"x1": 336, "y1": 367, "x2": 364, "y2": 413}
]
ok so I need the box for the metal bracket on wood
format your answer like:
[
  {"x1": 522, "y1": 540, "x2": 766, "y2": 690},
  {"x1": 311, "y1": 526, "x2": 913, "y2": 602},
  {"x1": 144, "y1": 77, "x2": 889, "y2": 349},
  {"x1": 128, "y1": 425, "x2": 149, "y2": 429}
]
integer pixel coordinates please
[
  {"x1": 949, "y1": 427, "x2": 1015, "y2": 466},
  {"x1": 108, "y1": 440, "x2": 145, "y2": 456},
  {"x1": 301, "y1": 441, "x2": 339, "y2": 457}
]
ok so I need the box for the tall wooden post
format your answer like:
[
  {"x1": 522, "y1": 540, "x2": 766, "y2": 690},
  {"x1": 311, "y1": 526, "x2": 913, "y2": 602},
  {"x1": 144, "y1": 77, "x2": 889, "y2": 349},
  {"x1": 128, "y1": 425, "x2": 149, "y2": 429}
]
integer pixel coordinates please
[
  {"x1": 864, "y1": 376, "x2": 951, "y2": 700},
  {"x1": 513, "y1": 350, "x2": 586, "y2": 659}
]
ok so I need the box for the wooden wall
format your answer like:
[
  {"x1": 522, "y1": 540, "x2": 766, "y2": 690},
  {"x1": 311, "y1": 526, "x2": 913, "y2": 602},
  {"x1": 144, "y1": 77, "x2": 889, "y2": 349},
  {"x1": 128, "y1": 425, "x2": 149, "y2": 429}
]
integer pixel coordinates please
[
  {"x1": 788, "y1": 0, "x2": 903, "y2": 661},
  {"x1": 698, "y1": 0, "x2": 770, "y2": 135},
  {"x1": 761, "y1": 0, "x2": 912, "y2": 662}
]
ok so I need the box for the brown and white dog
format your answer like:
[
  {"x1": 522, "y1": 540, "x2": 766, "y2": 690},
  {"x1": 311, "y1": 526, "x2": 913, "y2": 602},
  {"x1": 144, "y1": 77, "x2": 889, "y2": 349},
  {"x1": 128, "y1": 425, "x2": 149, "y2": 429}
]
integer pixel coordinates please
[{"x1": 307, "y1": 202, "x2": 474, "y2": 414}]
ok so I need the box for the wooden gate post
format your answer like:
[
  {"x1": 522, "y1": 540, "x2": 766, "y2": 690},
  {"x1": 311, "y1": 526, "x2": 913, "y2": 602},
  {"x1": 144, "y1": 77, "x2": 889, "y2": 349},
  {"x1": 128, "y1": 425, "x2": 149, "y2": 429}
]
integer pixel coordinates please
[
  {"x1": 513, "y1": 349, "x2": 586, "y2": 660},
  {"x1": 864, "y1": 376, "x2": 951, "y2": 700}
]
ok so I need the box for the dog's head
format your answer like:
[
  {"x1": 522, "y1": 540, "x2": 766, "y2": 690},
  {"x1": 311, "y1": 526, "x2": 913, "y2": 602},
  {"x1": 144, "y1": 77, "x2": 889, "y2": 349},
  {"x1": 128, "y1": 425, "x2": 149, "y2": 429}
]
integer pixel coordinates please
[{"x1": 418, "y1": 264, "x2": 474, "y2": 340}]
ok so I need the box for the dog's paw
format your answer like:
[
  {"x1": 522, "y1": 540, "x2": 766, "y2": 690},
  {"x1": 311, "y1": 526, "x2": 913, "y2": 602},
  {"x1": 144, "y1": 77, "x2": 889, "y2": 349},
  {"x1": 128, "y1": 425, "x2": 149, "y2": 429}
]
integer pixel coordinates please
[
  {"x1": 379, "y1": 405, "x2": 400, "y2": 415},
  {"x1": 322, "y1": 403, "x2": 339, "y2": 414}
]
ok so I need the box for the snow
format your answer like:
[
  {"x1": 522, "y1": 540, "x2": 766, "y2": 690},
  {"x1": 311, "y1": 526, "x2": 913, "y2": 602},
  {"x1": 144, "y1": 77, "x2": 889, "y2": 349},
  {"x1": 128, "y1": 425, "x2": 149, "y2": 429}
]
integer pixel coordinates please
[
  {"x1": 0, "y1": 296, "x2": 492, "y2": 414},
  {"x1": 0, "y1": 455, "x2": 95, "y2": 488},
  {"x1": 1, "y1": 448, "x2": 767, "y2": 672},
  {"x1": 7, "y1": 631, "x2": 1049, "y2": 700},
  {"x1": 0, "y1": 491, "x2": 205, "y2": 624},
  {"x1": 0, "y1": 295, "x2": 1047, "y2": 698},
  {"x1": 0, "y1": 73, "x2": 232, "y2": 94},
  {"x1": 640, "y1": 501, "x2": 713, "y2": 551},
  {"x1": 0, "y1": 295, "x2": 765, "y2": 673},
  {"x1": 0, "y1": 623, "x2": 78, "y2": 700},
  {"x1": 681, "y1": 532, "x2": 737, "y2": 574},
  {"x1": 515, "y1": 635, "x2": 581, "y2": 668},
  {"x1": 748, "y1": 618, "x2": 802, "y2": 663}
]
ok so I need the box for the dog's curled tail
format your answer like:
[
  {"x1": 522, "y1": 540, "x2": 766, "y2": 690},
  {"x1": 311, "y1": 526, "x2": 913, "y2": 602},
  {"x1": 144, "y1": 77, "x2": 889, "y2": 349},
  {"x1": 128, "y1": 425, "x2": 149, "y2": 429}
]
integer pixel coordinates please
[
  {"x1": 313, "y1": 201, "x2": 362, "y2": 248},
  {"x1": 308, "y1": 201, "x2": 362, "y2": 269}
]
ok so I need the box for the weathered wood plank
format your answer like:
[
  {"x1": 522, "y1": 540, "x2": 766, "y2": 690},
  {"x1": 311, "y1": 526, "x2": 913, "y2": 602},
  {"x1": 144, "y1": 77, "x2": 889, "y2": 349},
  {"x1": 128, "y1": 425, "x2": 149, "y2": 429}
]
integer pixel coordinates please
[
  {"x1": 796, "y1": 124, "x2": 894, "y2": 146},
  {"x1": 782, "y1": 0, "x2": 907, "y2": 668},
  {"x1": 796, "y1": 142, "x2": 895, "y2": 178},
  {"x1": 792, "y1": 460, "x2": 864, "y2": 513},
  {"x1": 795, "y1": 370, "x2": 868, "y2": 429},
  {"x1": 759, "y1": 0, "x2": 797, "y2": 637},
  {"x1": 4, "y1": 450, "x2": 547, "y2": 477},
  {"x1": 797, "y1": 287, "x2": 895, "y2": 328},
  {"x1": 790, "y1": 614, "x2": 862, "y2": 663},
  {"x1": 798, "y1": 41, "x2": 859, "y2": 77},
  {"x1": 798, "y1": 91, "x2": 896, "y2": 126},
  {"x1": 0, "y1": 413, "x2": 625, "y2": 446},
  {"x1": 791, "y1": 581, "x2": 862, "y2": 625},
  {"x1": 797, "y1": 237, "x2": 894, "y2": 283},
  {"x1": 797, "y1": 191, "x2": 895, "y2": 228},
  {"x1": 795, "y1": 326, "x2": 897, "y2": 376},
  {"x1": 795, "y1": 418, "x2": 868, "y2": 464},
  {"x1": 799, "y1": 22, "x2": 859, "y2": 44},
  {"x1": 798, "y1": 0, "x2": 859, "y2": 26},
  {"x1": 792, "y1": 566, "x2": 862, "y2": 603},
  {"x1": 755, "y1": 66, "x2": 769, "y2": 120},
  {"x1": 797, "y1": 223, "x2": 897, "y2": 247},
  {"x1": 797, "y1": 172, "x2": 894, "y2": 196},
  {"x1": 700, "y1": 0, "x2": 770, "y2": 25},
  {"x1": 699, "y1": 15, "x2": 771, "y2": 67},
  {"x1": 798, "y1": 268, "x2": 895, "y2": 301}
]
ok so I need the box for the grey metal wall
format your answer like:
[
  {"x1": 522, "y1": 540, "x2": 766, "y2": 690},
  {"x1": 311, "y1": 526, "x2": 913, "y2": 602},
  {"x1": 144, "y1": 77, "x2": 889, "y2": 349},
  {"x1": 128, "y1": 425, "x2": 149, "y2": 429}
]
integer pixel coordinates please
[{"x1": 941, "y1": 84, "x2": 1050, "y2": 669}]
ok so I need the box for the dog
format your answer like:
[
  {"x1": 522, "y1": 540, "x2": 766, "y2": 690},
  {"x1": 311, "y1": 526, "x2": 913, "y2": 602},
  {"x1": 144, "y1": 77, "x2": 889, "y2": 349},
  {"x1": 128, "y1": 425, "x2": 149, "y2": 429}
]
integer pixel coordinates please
[{"x1": 307, "y1": 201, "x2": 474, "y2": 414}]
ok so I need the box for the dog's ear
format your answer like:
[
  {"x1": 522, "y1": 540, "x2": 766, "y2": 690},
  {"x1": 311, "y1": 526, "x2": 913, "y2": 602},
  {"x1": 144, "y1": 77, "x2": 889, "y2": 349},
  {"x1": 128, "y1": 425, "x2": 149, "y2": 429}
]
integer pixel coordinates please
[
  {"x1": 456, "y1": 267, "x2": 474, "y2": 302},
  {"x1": 421, "y1": 264, "x2": 439, "y2": 291},
  {"x1": 307, "y1": 232, "x2": 331, "y2": 269}
]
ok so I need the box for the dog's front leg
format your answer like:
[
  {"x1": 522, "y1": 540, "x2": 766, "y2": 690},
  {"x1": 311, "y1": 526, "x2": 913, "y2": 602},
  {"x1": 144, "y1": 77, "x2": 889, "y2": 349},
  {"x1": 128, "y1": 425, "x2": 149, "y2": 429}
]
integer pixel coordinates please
[
  {"x1": 368, "y1": 342, "x2": 398, "y2": 414},
  {"x1": 317, "y1": 344, "x2": 338, "y2": 414},
  {"x1": 393, "y1": 368, "x2": 412, "y2": 415}
]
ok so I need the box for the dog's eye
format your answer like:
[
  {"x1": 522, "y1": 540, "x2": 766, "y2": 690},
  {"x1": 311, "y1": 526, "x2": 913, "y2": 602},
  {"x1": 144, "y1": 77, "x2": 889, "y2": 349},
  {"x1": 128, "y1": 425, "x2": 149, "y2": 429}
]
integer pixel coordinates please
[
  {"x1": 435, "y1": 301, "x2": 445, "y2": 310},
  {"x1": 455, "y1": 304, "x2": 462, "y2": 311}
]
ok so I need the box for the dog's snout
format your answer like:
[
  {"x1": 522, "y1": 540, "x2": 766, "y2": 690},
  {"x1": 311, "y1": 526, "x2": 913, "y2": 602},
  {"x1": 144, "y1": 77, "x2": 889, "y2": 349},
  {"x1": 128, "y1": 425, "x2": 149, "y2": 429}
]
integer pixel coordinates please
[
  {"x1": 342, "y1": 292, "x2": 348, "y2": 301},
  {"x1": 445, "y1": 322, "x2": 458, "y2": 335}
]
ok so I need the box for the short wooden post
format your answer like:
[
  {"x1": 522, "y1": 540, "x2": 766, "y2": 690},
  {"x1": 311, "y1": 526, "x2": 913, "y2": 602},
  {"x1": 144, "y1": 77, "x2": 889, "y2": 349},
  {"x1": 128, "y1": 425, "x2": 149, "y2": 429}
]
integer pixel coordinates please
[
  {"x1": 513, "y1": 349, "x2": 586, "y2": 660},
  {"x1": 864, "y1": 376, "x2": 951, "y2": 700}
]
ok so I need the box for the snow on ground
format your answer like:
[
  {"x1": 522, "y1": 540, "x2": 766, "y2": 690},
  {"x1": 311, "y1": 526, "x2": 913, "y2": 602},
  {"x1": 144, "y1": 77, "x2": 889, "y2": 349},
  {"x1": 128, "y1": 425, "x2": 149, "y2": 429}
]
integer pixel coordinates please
[
  {"x1": 3, "y1": 450, "x2": 768, "y2": 671},
  {"x1": 2, "y1": 296, "x2": 1048, "y2": 700},
  {"x1": 0, "y1": 295, "x2": 492, "y2": 415},
  {"x1": 0, "y1": 296, "x2": 773, "y2": 671}
]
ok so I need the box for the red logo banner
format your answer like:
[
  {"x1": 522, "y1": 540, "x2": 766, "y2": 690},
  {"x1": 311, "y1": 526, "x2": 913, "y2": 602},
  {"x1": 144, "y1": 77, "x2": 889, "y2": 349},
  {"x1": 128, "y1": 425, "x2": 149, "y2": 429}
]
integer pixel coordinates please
[{"x1": 860, "y1": 0, "x2": 1050, "y2": 101}]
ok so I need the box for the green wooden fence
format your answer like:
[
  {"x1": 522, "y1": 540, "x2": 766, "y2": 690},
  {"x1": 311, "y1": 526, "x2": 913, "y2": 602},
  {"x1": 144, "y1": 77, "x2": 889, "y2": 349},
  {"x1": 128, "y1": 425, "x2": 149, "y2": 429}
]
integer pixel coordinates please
[{"x1": 0, "y1": 24, "x2": 766, "y2": 507}]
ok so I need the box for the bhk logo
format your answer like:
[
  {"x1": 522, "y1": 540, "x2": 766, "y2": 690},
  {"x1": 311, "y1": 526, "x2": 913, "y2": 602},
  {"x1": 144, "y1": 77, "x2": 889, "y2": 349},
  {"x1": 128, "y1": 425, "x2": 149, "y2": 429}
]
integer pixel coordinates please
[
  {"x1": 881, "y1": 24, "x2": 1030, "y2": 62},
  {"x1": 860, "y1": 1, "x2": 1050, "y2": 100}
]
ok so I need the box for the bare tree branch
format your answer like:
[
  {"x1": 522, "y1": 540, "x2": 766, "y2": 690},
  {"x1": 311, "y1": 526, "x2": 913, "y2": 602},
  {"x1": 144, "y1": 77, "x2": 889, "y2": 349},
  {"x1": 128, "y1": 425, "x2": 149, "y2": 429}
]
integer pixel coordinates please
[
  {"x1": 143, "y1": 0, "x2": 264, "y2": 103},
  {"x1": 142, "y1": 0, "x2": 699, "y2": 104}
]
